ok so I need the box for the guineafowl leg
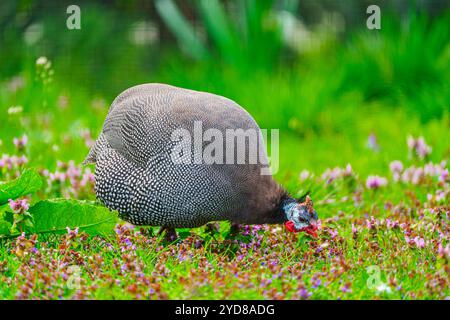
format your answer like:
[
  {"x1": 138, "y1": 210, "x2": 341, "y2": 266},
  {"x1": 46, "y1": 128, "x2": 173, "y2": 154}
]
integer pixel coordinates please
[{"x1": 157, "y1": 226, "x2": 178, "y2": 242}]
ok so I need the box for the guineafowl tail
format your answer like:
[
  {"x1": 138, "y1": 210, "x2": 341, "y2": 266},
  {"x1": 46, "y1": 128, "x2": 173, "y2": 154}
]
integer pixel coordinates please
[{"x1": 82, "y1": 133, "x2": 108, "y2": 165}]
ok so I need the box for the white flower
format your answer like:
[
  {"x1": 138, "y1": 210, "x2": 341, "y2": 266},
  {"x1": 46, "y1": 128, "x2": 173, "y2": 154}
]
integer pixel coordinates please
[
  {"x1": 36, "y1": 56, "x2": 48, "y2": 66},
  {"x1": 7, "y1": 106, "x2": 23, "y2": 115},
  {"x1": 376, "y1": 283, "x2": 392, "y2": 294},
  {"x1": 299, "y1": 170, "x2": 310, "y2": 181}
]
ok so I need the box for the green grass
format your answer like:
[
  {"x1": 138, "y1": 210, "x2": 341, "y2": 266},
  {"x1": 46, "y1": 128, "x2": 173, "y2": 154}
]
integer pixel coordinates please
[{"x1": 0, "y1": 9, "x2": 449, "y2": 299}]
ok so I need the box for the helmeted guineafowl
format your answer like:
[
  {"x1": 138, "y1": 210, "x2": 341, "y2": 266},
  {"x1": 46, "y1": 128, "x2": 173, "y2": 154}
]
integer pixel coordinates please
[{"x1": 84, "y1": 83, "x2": 318, "y2": 238}]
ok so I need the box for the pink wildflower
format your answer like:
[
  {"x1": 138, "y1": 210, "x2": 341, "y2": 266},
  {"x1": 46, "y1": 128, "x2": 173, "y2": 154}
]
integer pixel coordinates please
[
  {"x1": 366, "y1": 176, "x2": 388, "y2": 189},
  {"x1": 389, "y1": 160, "x2": 403, "y2": 173},
  {"x1": 8, "y1": 198, "x2": 30, "y2": 214},
  {"x1": 413, "y1": 236, "x2": 425, "y2": 249},
  {"x1": 407, "y1": 136, "x2": 432, "y2": 159},
  {"x1": 367, "y1": 134, "x2": 380, "y2": 152},
  {"x1": 13, "y1": 135, "x2": 28, "y2": 151}
]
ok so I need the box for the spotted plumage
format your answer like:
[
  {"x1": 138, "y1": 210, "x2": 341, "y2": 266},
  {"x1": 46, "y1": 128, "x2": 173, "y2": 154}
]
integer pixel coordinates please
[{"x1": 84, "y1": 83, "x2": 318, "y2": 235}]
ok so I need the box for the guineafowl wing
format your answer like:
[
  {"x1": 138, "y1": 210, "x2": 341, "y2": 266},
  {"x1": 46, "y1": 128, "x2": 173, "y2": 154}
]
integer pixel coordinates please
[
  {"x1": 100, "y1": 83, "x2": 267, "y2": 170},
  {"x1": 100, "y1": 84, "x2": 177, "y2": 166}
]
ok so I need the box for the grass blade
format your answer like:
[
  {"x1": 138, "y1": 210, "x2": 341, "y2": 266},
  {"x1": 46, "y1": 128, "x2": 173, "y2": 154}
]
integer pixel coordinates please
[{"x1": 155, "y1": 0, "x2": 208, "y2": 60}]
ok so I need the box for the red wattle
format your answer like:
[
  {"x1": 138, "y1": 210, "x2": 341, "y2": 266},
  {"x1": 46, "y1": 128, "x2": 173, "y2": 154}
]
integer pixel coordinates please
[{"x1": 285, "y1": 221, "x2": 298, "y2": 233}]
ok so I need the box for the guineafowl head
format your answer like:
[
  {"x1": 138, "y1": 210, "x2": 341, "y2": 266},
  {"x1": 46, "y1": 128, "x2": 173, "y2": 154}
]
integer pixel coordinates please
[{"x1": 282, "y1": 195, "x2": 318, "y2": 237}]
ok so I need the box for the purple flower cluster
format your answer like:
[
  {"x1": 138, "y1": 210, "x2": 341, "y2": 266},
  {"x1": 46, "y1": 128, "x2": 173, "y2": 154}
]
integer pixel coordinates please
[
  {"x1": 79, "y1": 129, "x2": 95, "y2": 148},
  {"x1": 390, "y1": 161, "x2": 448, "y2": 184},
  {"x1": 0, "y1": 154, "x2": 28, "y2": 171},
  {"x1": 238, "y1": 225, "x2": 267, "y2": 251},
  {"x1": 427, "y1": 189, "x2": 447, "y2": 203},
  {"x1": 41, "y1": 160, "x2": 95, "y2": 198},
  {"x1": 299, "y1": 170, "x2": 311, "y2": 181},
  {"x1": 0, "y1": 135, "x2": 30, "y2": 179},
  {"x1": 407, "y1": 136, "x2": 432, "y2": 159},
  {"x1": 8, "y1": 198, "x2": 30, "y2": 214},
  {"x1": 13, "y1": 135, "x2": 28, "y2": 152},
  {"x1": 298, "y1": 288, "x2": 312, "y2": 299},
  {"x1": 366, "y1": 175, "x2": 388, "y2": 189},
  {"x1": 404, "y1": 235, "x2": 426, "y2": 249},
  {"x1": 321, "y1": 164, "x2": 353, "y2": 184},
  {"x1": 385, "y1": 218, "x2": 400, "y2": 229},
  {"x1": 438, "y1": 244, "x2": 450, "y2": 261},
  {"x1": 389, "y1": 160, "x2": 403, "y2": 181},
  {"x1": 66, "y1": 227, "x2": 79, "y2": 239},
  {"x1": 367, "y1": 134, "x2": 380, "y2": 152}
]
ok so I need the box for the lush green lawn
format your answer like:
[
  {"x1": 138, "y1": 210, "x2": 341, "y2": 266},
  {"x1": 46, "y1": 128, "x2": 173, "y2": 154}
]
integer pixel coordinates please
[
  {"x1": 0, "y1": 10, "x2": 449, "y2": 299},
  {"x1": 0, "y1": 147, "x2": 448, "y2": 299}
]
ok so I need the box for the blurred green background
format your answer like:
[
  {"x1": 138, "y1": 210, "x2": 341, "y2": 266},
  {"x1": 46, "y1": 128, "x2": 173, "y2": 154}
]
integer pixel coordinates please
[{"x1": 0, "y1": 0, "x2": 449, "y2": 183}]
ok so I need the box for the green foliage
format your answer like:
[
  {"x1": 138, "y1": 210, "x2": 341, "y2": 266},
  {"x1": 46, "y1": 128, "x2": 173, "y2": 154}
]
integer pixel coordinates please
[
  {"x1": 0, "y1": 170, "x2": 116, "y2": 237},
  {"x1": 28, "y1": 199, "x2": 117, "y2": 236},
  {"x1": 0, "y1": 169, "x2": 42, "y2": 205},
  {"x1": 156, "y1": 0, "x2": 285, "y2": 70},
  {"x1": 337, "y1": 12, "x2": 450, "y2": 121},
  {"x1": 0, "y1": 220, "x2": 11, "y2": 235},
  {"x1": 155, "y1": 0, "x2": 209, "y2": 60}
]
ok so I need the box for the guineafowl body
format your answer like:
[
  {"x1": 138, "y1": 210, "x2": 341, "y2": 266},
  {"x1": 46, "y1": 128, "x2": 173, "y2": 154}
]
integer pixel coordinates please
[{"x1": 85, "y1": 84, "x2": 317, "y2": 233}]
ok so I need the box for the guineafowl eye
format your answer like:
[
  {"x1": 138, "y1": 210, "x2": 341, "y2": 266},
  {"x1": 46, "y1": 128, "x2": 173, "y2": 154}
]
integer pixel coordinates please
[{"x1": 84, "y1": 83, "x2": 319, "y2": 240}]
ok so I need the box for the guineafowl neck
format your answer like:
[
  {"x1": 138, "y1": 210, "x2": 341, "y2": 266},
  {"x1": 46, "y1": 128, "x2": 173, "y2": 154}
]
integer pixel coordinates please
[
  {"x1": 253, "y1": 190, "x2": 293, "y2": 225},
  {"x1": 235, "y1": 179, "x2": 291, "y2": 225}
]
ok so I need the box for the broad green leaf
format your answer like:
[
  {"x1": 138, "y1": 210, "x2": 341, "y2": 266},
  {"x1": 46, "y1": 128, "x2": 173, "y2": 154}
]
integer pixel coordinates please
[
  {"x1": 0, "y1": 169, "x2": 43, "y2": 205},
  {"x1": 28, "y1": 199, "x2": 118, "y2": 236}
]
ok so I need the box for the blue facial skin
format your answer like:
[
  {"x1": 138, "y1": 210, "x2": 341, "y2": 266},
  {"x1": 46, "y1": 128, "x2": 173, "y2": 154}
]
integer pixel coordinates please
[{"x1": 284, "y1": 202, "x2": 318, "y2": 231}]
